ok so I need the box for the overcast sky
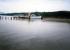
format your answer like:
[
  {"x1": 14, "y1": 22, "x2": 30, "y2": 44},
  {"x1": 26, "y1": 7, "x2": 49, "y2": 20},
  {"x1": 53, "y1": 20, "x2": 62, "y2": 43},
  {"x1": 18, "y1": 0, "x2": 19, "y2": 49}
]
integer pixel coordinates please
[{"x1": 0, "y1": 0, "x2": 70, "y2": 13}]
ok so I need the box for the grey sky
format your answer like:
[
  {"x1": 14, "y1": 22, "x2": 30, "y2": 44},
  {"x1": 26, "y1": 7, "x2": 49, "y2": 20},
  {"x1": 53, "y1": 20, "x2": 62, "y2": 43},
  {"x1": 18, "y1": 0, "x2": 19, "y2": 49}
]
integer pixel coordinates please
[{"x1": 0, "y1": 0, "x2": 70, "y2": 12}]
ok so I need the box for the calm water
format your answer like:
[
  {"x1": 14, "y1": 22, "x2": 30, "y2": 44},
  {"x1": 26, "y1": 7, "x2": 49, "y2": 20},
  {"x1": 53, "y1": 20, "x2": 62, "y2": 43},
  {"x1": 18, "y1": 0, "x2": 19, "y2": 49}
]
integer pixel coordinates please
[{"x1": 0, "y1": 16, "x2": 70, "y2": 50}]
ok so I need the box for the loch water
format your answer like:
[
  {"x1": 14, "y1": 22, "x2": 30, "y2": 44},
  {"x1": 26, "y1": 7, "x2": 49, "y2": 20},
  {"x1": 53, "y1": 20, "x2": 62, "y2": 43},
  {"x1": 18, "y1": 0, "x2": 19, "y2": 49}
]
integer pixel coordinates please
[{"x1": 0, "y1": 16, "x2": 70, "y2": 50}]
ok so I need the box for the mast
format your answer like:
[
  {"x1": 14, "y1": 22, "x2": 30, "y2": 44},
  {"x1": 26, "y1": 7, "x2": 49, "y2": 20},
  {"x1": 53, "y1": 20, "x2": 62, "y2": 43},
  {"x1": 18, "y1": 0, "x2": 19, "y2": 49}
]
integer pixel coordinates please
[{"x1": 28, "y1": 12, "x2": 31, "y2": 19}]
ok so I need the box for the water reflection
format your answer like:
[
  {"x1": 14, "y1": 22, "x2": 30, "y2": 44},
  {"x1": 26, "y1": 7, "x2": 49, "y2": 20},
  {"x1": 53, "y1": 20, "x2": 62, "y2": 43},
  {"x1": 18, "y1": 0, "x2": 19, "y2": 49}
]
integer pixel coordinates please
[{"x1": 0, "y1": 16, "x2": 70, "y2": 50}]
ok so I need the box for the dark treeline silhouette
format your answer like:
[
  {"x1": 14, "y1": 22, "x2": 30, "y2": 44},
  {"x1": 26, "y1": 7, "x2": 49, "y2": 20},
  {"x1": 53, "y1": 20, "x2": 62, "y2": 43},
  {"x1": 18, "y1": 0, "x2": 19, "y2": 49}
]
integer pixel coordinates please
[
  {"x1": 0, "y1": 11, "x2": 70, "y2": 19},
  {"x1": 0, "y1": 13, "x2": 28, "y2": 16},
  {"x1": 40, "y1": 11, "x2": 70, "y2": 19}
]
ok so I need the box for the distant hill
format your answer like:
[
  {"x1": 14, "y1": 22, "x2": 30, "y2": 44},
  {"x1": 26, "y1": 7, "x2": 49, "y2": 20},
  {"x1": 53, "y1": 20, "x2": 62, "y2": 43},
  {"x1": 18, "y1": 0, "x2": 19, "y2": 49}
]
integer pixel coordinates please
[
  {"x1": 40, "y1": 11, "x2": 70, "y2": 18},
  {"x1": 0, "y1": 13, "x2": 28, "y2": 16},
  {"x1": 0, "y1": 12, "x2": 5, "y2": 14}
]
